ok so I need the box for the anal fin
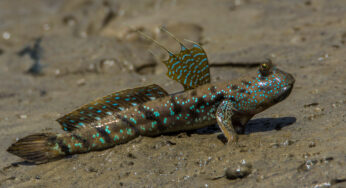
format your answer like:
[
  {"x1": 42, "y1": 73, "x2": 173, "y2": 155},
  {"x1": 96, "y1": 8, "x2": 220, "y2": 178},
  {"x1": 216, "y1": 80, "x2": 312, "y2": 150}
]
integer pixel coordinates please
[{"x1": 57, "y1": 84, "x2": 169, "y2": 131}]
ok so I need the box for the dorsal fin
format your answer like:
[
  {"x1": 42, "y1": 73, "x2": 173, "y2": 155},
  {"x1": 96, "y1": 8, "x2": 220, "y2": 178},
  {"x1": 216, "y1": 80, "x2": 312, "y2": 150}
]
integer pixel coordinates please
[
  {"x1": 56, "y1": 84, "x2": 169, "y2": 131},
  {"x1": 138, "y1": 28, "x2": 211, "y2": 90}
]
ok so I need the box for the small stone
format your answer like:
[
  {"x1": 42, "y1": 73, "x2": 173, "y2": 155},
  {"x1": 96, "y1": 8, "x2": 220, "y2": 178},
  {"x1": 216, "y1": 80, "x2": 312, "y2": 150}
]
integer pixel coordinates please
[
  {"x1": 100, "y1": 59, "x2": 115, "y2": 67},
  {"x1": 98, "y1": 59, "x2": 117, "y2": 73},
  {"x1": 225, "y1": 163, "x2": 252, "y2": 180},
  {"x1": 19, "y1": 114, "x2": 27, "y2": 119},
  {"x1": 307, "y1": 116, "x2": 314, "y2": 121},
  {"x1": 76, "y1": 78, "x2": 86, "y2": 86},
  {"x1": 2, "y1": 31, "x2": 11, "y2": 40},
  {"x1": 282, "y1": 140, "x2": 295, "y2": 146},
  {"x1": 55, "y1": 69, "x2": 61, "y2": 75},
  {"x1": 63, "y1": 15, "x2": 77, "y2": 26},
  {"x1": 297, "y1": 159, "x2": 318, "y2": 172},
  {"x1": 290, "y1": 35, "x2": 305, "y2": 44},
  {"x1": 314, "y1": 107, "x2": 323, "y2": 113}
]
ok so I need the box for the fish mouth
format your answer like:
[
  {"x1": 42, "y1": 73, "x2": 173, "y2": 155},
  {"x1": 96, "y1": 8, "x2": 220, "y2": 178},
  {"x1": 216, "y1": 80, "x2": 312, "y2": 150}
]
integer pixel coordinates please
[{"x1": 274, "y1": 85, "x2": 293, "y2": 103}]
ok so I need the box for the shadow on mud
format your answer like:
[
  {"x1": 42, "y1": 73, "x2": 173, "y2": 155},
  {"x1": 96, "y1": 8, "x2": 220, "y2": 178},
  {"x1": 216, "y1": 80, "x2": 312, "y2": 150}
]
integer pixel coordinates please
[
  {"x1": 194, "y1": 117, "x2": 296, "y2": 135},
  {"x1": 245, "y1": 117, "x2": 296, "y2": 134}
]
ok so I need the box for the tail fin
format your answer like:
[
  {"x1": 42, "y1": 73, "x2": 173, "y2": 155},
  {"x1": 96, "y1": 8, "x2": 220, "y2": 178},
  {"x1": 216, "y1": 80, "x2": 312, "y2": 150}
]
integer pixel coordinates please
[
  {"x1": 8, "y1": 121, "x2": 141, "y2": 163},
  {"x1": 7, "y1": 133, "x2": 64, "y2": 164}
]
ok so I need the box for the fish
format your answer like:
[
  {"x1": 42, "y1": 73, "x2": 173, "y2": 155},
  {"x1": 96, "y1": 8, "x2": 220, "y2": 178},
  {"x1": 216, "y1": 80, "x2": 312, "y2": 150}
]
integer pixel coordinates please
[{"x1": 7, "y1": 28, "x2": 295, "y2": 163}]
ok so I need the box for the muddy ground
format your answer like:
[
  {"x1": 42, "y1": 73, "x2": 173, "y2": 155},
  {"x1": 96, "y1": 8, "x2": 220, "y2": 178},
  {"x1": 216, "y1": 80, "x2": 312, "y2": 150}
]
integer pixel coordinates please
[{"x1": 0, "y1": 0, "x2": 345, "y2": 187}]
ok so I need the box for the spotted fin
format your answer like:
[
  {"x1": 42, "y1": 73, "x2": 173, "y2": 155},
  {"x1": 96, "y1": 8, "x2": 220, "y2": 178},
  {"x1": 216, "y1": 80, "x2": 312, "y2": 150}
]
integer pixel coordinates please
[
  {"x1": 57, "y1": 84, "x2": 169, "y2": 131},
  {"x1": 138, "y1": 29, "x2": 211, "y2": 90},
  {"x1": 163, "y1": 40, "x2": 210, "y2": 90}
]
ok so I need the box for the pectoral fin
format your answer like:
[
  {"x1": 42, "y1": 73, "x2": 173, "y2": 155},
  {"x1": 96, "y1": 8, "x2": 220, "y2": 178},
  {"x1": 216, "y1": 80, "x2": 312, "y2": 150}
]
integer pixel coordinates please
[{"x1": 216, "y1": 100, "x2": 238, "y2": 144}]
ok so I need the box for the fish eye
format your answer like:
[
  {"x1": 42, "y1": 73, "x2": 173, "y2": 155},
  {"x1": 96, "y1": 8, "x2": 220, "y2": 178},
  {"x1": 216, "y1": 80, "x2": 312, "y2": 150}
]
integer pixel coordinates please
[
  {"x1": 259, "y1": 59, "x2": 273, "y2": 76},
  {"x1": 261, "y1": 63, "x2": 268, "y2": 70}
]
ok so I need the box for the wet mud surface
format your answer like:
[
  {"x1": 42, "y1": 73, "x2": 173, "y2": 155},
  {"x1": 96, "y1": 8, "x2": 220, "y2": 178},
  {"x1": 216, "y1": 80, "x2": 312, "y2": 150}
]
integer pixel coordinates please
[{"x1": 0, "y1": 0, "x2": 345, "y2": 187}]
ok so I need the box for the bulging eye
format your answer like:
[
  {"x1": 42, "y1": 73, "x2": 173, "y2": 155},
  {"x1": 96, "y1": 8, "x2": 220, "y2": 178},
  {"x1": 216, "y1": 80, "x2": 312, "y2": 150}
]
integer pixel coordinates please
[
  {"x1": 259, "y1": 59, "x2": 273, "y2": 76},
  {"x1": 261, "y1": 63, "x2": 269, "y2": 70}
]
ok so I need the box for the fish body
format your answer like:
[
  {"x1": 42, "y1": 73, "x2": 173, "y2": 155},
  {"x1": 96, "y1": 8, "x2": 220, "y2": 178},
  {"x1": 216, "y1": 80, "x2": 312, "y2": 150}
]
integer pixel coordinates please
[{"x1": 7, "y1": 31, "x2": 295, "y2": 163}]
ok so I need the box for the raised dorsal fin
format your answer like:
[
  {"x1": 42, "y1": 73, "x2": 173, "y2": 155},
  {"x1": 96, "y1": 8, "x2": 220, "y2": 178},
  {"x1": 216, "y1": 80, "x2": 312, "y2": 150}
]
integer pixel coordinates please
[
  {"x1": 56, "y1": 84, "x2": 169, "y2": 131},
  {"x1": 138, "y1": 28, "x2": 211, "y2": 90}
]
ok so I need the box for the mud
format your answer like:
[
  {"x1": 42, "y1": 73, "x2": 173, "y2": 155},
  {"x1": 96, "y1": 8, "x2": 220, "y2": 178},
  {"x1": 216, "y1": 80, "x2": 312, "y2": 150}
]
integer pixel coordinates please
[{"x1": 0, "y1": 0, "x2": 345, "y2": 187}]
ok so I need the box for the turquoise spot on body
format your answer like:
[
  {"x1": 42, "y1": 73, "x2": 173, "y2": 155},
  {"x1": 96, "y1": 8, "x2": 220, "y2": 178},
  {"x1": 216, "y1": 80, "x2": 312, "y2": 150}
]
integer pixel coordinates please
[
  {"x1": 105, "y1": 126, "x2": 111, "y2": 134},
  {"x1": 113, "y1": 135, "x2": 119, "y2": 141},
  {"x1": 127, "y1": 128, "x2": 132, "y2": 135},
  {"x1": 75, "y1": 143, "x2": 83, "y2": 148},
  {"x1": 151, "y1": 121, "x2": 157, "y2": 128}
]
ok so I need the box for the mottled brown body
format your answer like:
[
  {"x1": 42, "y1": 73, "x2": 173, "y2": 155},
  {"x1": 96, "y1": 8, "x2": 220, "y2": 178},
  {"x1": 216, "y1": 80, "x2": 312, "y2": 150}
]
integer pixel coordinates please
[{"x1": 7, "y1": 31, "x2": 295, "y2": 163}]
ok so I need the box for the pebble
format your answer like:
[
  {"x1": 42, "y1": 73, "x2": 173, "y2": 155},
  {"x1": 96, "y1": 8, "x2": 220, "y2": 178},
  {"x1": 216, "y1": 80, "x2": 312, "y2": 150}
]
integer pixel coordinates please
[
  {"x1": 314, "y1": 107, "x2": 323, "y2": 113},
  {"x1": 18, "y1": 114, "x2": 27, "y2": 119},
  {"x1": 282, "y1": 139, "x2": 295, "y2": 146},
  {"x1": 76, "y1": 78, "x2": 86, "y2": 86},
  {"x1": 225, "y1": 163, "x2": 252, "y2": 180},
  {"x1": 2, "y1": 31, "x2": 11, "y2": 40},
  {"x1": 297, "y1": 159, "x2": 317, "y2": 172},
  {"x1": 55, "y1": 69, "x2": 61, "y2": 76}
]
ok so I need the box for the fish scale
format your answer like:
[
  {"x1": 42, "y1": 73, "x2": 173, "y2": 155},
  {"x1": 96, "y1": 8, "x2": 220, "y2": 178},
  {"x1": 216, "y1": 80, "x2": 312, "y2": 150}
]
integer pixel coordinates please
[{"x1": 7, "y1": 30, "x2": 295, "y2": 163}]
